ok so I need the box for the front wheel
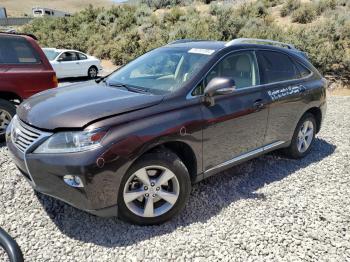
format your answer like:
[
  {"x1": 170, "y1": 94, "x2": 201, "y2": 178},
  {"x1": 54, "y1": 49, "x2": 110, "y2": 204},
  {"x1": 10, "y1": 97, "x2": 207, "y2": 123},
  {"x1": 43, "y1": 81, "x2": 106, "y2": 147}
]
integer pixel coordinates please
[
  {"x1": 118, "y1": 150, "x2": 191, "y2": 225},
  {"x1": 284, "y1": 113, "x2": 316, "y2": 159}
]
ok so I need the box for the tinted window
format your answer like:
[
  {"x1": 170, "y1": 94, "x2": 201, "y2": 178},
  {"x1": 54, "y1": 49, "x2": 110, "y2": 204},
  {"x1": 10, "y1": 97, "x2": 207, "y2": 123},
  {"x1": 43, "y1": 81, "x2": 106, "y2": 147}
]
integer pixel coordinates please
[
  {"x1": 295, "y1": 62, "x2": 311, "y2": 78},
  {"x1": 0, "y1": 36, "x2": 40, "y2": 64},
  {"x1": 78, "y1": 53, "x2": 87, "y2": 60},
  {"x1": 257, "y1": 51, "x2": 299, "y2": 84},
  {"x1": 59, "y1": 52, "x2": 78, "y2": 62}
]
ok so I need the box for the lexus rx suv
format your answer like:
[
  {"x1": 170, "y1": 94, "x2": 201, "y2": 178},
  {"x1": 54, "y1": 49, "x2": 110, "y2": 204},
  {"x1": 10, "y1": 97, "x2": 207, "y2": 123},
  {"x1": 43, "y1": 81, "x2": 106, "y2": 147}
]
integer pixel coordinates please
[{"x1": 6, "y1": 38, "x2": 327, "y2": 225}]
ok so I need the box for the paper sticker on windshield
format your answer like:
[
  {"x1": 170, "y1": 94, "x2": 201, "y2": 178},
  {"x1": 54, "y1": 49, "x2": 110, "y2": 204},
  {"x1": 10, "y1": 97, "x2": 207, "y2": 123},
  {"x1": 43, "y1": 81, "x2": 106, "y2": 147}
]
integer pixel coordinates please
[{"x1": 188, "y1": 48, "x2": 215, "y2": 55}]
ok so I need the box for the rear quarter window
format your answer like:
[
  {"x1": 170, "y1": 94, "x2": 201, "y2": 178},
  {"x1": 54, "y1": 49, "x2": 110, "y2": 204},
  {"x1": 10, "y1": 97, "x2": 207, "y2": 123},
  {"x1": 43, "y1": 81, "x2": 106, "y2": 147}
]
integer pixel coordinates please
[{"x1": 0, "y1": 36, "x2": 40, "y2": 64}]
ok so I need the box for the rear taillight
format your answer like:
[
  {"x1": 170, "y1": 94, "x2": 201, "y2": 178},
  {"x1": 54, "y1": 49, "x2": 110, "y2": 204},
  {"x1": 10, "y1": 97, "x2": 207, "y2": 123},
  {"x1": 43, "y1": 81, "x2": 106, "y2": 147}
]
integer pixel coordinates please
[{"x1": 52, "y1": 74, "x2": 58, "y2": 88}]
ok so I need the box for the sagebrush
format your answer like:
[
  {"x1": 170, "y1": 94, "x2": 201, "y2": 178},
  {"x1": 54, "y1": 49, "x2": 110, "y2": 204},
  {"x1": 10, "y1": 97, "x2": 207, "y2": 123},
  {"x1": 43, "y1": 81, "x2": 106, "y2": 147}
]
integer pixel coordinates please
[{"x1": 22, "y1": 1, "x2": 350, "y2": 82}]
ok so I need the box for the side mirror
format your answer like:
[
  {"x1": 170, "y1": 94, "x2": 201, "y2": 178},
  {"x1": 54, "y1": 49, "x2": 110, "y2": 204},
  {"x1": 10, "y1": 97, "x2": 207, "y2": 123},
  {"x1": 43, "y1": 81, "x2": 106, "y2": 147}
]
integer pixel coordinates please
[
  {"x1": 57, "y1": 57, "x2": 63, "y2": 62},
  {"x1": 203, "y1": 77, "x2": 236, "y2": 106}
]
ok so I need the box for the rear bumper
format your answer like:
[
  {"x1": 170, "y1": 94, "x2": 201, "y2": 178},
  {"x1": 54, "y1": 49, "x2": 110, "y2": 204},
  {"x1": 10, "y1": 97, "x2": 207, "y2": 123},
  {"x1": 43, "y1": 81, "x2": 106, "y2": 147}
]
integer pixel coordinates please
[{"x1": 6, "y1": 129, "x2": 119, "y2": 217}]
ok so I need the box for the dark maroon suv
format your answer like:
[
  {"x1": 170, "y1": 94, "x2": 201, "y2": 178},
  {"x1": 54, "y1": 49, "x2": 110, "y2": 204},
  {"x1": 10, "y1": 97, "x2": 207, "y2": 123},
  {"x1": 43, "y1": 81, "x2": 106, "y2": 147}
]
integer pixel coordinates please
[{"x1": 6, "y1": 38, "x2": 327, "y2": 225}]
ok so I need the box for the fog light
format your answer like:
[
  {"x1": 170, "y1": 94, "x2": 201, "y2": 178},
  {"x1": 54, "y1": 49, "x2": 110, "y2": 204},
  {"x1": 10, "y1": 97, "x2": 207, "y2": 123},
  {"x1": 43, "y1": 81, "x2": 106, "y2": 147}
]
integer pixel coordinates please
[{"x1": 63, "y1": 175, "x2": 84, "y2": 188}]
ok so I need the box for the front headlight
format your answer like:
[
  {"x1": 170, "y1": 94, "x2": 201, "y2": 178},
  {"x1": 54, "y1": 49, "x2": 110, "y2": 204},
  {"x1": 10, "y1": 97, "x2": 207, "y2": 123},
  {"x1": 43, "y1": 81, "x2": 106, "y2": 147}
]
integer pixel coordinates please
[{"x1": 34, "y1": 129, "x2": 107, "y2": 154}]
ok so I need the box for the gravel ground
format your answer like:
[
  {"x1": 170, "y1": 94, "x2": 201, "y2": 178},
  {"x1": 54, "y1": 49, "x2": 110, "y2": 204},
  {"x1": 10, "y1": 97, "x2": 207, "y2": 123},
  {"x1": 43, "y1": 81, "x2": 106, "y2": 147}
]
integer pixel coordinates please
[{"x1": 0, "y1": 96, "x2": 349, "y2": 261}]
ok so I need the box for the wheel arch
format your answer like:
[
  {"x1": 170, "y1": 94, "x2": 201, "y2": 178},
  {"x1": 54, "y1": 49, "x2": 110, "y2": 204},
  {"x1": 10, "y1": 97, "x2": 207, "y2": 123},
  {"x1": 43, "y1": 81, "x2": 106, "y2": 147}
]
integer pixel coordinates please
[
  {"x1": 132, "y1": 140, "x2": 198, "y2": 183},
  {"x1": 0, "y1": 91, "x2": 22, "y2": 103},
  {"x1": 303, "y1": 107, "x2": 322, "y2": 133}
]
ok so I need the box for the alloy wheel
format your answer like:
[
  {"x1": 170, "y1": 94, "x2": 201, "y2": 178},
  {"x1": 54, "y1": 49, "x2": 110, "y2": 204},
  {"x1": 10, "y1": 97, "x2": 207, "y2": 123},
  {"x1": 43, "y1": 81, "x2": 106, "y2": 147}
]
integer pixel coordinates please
[
  {"x1": 0, "y1": 109, "x2": 12, "y2": 136},
  {"x1": 123, "y1": 165, "x2": 180, "y2": 218},
  {"x1": 297, "y1": 120, "x2": 314, "y2": 153}
]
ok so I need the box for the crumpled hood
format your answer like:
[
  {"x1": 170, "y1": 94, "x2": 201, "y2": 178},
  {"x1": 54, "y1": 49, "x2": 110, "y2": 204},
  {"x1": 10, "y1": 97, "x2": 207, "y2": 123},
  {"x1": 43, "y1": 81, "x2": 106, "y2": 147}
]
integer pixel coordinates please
[{"x1": 17, "y1": 81, "x2": 163, "y2": 130}]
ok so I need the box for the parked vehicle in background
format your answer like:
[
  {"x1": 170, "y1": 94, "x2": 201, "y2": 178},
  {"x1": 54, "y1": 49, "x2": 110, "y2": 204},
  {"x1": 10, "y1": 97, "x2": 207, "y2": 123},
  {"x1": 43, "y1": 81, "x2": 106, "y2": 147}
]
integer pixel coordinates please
[
  {"x1": 0, "y1": 32, "x2": 57, "y2": 140},
  {"x1": 42, "y1": 48, "x2": 103, "y2": 79},
  {"x1": 6, "y1": 38, "x2": 326, "y2": 225},
  {"x1": 32, "y1": 7, "x2": 70, "y2": 18}
]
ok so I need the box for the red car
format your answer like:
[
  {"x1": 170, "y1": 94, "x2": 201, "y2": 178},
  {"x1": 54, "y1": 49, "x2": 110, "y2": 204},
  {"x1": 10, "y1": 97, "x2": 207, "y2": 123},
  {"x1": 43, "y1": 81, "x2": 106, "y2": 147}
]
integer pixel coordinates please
[{"x1": 0, "y1": 32, "x2": 57, "y2": 140}]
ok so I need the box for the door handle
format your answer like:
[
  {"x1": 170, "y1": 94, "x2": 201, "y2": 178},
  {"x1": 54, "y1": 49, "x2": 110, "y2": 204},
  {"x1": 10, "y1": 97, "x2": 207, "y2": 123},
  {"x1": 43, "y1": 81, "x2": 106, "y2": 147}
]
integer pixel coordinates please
[
  {"x1": 253, "y1": 99, "x2": 265, "y2": 111},
  {"x1": 76, "y1": 62, "x2": 80, "y2": 64}
]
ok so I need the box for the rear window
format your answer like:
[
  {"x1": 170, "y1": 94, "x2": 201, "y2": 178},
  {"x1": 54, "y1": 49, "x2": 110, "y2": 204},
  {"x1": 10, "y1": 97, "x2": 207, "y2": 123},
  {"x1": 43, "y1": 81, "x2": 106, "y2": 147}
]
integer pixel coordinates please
[
  {"x1": 0, "y1": 36, "x2": 40, "y2": 64},
  {"x1": 257, "y1": 50, "x2": 299, "y2": 84}
]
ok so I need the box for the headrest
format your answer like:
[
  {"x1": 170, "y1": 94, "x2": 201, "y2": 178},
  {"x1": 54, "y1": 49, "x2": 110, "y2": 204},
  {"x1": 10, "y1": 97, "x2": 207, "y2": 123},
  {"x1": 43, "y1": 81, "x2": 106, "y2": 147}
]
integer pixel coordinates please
[{"x1": 235, "y1": 55, "x2": 251, "y2": 73}]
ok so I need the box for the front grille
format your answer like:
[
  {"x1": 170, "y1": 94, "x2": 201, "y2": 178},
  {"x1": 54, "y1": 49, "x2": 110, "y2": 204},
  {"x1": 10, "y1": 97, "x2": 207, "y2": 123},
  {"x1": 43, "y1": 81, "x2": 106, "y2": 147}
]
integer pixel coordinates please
[{"x1": 11, "y1": 116, "x2": 44, "y2": 152}]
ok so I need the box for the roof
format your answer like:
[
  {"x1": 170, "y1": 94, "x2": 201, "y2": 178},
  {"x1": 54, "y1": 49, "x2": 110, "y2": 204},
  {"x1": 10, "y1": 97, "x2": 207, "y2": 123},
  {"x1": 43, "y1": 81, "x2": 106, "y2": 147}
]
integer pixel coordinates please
[
  {"x1": 42, "y1": 48, "x2": 85, "y2": 53},
  {"x1": 166, "y1": 38, "x2": 307, "y2": 60},
  {"x1": 166, "y1": 40, "x2": 226, "y2": 50}
]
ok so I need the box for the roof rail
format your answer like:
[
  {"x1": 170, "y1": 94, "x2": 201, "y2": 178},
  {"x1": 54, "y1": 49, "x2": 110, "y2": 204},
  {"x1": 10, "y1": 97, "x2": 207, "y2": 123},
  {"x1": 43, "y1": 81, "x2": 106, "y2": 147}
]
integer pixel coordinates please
[
  {"x1": 225, "y1": 38, "x2": 295, "y2": 50},
  {"x1": 0, "y1": 31, "x2": 38, "y2": 40},
  {"x1": 168, "y1": 39, "x2": 208, "y2": 45}
]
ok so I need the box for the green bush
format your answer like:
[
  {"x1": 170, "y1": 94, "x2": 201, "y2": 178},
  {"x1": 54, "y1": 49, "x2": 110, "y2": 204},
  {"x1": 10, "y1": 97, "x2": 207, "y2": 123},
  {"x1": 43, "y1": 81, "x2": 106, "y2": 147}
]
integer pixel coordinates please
[
  {"x1": 291, "y1": 4, "x2": 317, "y2": 24},
  {"x1": 280, "y1": 0, "x2": 301, "y2": 17},
  {"x1": 21, "y1": 2, "x2": 350, "y2": 82}
]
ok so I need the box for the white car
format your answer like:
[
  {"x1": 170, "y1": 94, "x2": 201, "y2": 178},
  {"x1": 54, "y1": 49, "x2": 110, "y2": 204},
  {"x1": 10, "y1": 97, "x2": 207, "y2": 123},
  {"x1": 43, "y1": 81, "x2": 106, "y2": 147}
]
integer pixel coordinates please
[{"x1": 42, "y1": 48, "x2": 103, "y2": 79}]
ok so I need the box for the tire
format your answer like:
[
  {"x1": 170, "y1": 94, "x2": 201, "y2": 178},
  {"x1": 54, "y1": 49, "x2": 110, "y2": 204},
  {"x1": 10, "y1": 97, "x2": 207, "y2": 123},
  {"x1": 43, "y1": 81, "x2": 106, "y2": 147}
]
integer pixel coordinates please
[
  {"x1": 118, "y1": 150, "x2": 191, "y2": 225},
  {"x1": 0, "y1": 99, "x2": 16, "y2": 142},
  {"x1": 87, "y1": 66, "x2": 98, "y2": 79},
  {"x1": 284, "y1": 113, "x2": 316, "y2": 159}
]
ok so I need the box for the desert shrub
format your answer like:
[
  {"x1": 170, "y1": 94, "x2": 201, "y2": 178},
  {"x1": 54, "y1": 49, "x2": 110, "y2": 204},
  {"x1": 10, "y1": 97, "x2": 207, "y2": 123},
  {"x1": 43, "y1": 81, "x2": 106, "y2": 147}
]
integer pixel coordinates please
[
  {"x1": 280, "y1": 0, "x2": 301, "y2": 17},
  {"x1": 140, "y1": 0, "x2": 189, "y2": 9},
  {"x1": 21, "y1": 2, "x2": 350, "y2": 82},
  {"x1": 314, "y1": 0, "x2": 337, "y2": 14},
  {"x1": 291, "y1": 4, "x2": 317, "y2": 23}
]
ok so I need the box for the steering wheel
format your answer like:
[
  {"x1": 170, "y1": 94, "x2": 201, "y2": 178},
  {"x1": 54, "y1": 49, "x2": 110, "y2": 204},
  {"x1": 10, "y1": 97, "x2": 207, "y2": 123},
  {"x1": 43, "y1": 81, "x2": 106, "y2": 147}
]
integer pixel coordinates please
[{"x1": 0, "y1": 227, "x2": 23, "y2": 262}]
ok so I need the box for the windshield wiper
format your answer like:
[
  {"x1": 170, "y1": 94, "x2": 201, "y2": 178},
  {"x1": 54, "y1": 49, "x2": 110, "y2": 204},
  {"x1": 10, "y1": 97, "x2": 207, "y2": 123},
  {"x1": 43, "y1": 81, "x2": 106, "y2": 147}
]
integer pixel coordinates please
[{"x1": 107, "y1": 81, "x2": 149, "y2": 94}]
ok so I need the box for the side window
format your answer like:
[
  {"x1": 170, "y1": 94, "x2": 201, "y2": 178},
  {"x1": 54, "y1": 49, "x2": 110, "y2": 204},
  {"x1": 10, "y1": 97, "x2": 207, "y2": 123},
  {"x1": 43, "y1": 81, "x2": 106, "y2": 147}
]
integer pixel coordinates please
[
  {"x1": 207, "y1": 51, "x2": 259, "y2": 88},
  {"x1": 78, "y1": 53, "x2": 87, "y2": 60},
  {"x1": 192, "y1": 51, "x2": 259, "y2": 96},
  {"x1": 257, "y1": 50, "x2": 299, "y2": 84},
  {"x1": 59, "y1": 52, "x2": 78, "y2": 62},
  {"x1": 295, "y1": 62, "x2": 312, "y2": 78},
  {"x1": 0, "y1": 36, "x2": 40, "y2": 64}
]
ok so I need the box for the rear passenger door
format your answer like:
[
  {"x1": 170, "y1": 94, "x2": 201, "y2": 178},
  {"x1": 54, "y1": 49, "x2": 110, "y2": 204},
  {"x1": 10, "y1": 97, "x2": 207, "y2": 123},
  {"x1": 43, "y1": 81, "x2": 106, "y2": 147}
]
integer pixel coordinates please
[{"x1": 256, "y1": 50, "x2": 311, "y2": 145}]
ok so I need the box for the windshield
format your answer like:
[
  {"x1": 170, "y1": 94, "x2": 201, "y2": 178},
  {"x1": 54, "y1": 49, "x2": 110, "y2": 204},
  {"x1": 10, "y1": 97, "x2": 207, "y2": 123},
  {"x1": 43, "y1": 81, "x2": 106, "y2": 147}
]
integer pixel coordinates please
[
  {"x1": 106, "y1": 47, "x2": 214, "y2": 94},
  {"x1": 43, "y1": 49, "x2": 60, "y2": 61}
]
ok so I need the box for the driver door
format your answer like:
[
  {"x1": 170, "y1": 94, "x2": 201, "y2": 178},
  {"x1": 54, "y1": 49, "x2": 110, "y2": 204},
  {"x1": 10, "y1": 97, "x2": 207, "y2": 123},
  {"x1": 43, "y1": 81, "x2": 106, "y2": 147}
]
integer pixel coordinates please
[{"x1": 199, "y1": 51, "x2": 269, "y2": 175}]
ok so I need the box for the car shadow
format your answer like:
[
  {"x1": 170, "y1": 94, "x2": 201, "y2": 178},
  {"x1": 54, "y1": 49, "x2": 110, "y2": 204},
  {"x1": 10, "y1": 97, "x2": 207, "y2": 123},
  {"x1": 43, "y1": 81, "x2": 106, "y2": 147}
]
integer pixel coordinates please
[
  {"x1": 58, "y1": 77, "x2": 90, "y2": 84},
  {"x1": 35, "y1": 138, "x2": 336, "y2": 247}
]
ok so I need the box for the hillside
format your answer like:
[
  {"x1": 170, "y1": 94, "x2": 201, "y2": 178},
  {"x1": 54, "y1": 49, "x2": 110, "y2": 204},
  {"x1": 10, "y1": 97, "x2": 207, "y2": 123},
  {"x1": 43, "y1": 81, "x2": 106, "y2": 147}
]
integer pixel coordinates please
[
  {"x1": 0, "y1": 0, "x2": 114, "y2": 16},
  {"x1": 17, "y1": 0, "x2": 350, "y2": 87}
]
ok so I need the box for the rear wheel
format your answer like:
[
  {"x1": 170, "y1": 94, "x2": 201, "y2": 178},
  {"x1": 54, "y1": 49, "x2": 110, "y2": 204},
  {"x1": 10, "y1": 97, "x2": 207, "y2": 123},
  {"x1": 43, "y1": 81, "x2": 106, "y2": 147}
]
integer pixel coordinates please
[
  {"x1": 118, "y1": 150, "x2": 191, "y2": 225},
  {"x1": 0, "y1": 99, "x2": 16, "y2": 141},
  {"x1": 87, "y1": 66, "x2": 98, "y2": 79},
  {"x1": 284, "y1": 113, "x2": 316, "y2": 158}
]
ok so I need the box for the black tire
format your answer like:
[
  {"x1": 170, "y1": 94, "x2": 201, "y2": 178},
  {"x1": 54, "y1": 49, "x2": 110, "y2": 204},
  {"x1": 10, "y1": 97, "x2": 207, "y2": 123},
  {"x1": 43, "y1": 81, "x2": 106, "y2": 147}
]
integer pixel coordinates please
[
  {"x1": 87, "y1": 66, "x2": 98, "y2": 79},
  {"x1": 0, "y1": 99, "x2": 16, "y2": 142},
  {"x1": 118, "y1": 150, "x2": 191, "y2": 225},
  {"x1": 0, "y1": 227, "x2": 24, "y2": 262},
  {"x1": 284, "y1": 113, "x2": 316, "y2": 159}
]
